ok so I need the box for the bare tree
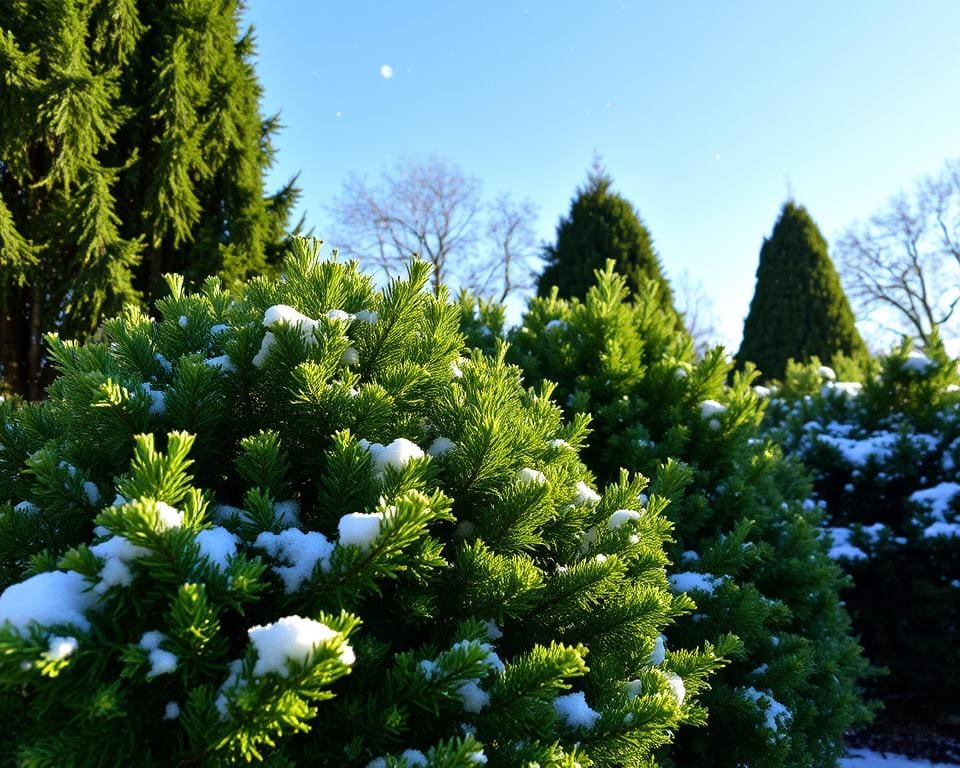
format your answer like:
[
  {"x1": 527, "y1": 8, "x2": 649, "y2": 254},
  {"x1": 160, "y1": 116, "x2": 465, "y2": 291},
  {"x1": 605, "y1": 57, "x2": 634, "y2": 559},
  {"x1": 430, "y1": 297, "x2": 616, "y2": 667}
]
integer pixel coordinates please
[
  {"x1": 837, "y1": 160, "x2": 960, "y2": 346},
  {"x1": 331, "y1": 156, "x2": 538, "y2": 301},
  {"x1": 471, "y1": 194, "x2": 540, "y2": 302},
  {"x1": 675, "y1": 269, "x2": 721, "y2": 358},
  {"x1": 329, "y1": 156, "x2": 481, "y2": 294}
]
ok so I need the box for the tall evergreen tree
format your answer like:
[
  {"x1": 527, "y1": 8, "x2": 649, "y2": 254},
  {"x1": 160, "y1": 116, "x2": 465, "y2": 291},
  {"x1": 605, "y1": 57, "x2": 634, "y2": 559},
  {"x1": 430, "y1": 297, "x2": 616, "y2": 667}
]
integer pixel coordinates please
[
  {"x1": 537, "y1": 162, "x2": 677, "y2": 317},
  {"x1": 0, "y1": 0, "x2": 299, "y2": 399},
  {"x1": 736, "y1": 202, "x2": 865, "y2": 381}
]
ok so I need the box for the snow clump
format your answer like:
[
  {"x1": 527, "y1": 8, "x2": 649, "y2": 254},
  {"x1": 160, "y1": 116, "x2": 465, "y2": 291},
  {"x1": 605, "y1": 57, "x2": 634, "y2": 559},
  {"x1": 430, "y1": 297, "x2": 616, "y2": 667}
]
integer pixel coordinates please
[
  {"x1": 817, "y1": 365, "x2": 837, "y2": 380},
  {"x1": 742, "y1": 687, "x2": 792, "y2": 735},
  {"x1": 253, "y1": 304, "x2": 320, "y2": 367},
  {"x1": 668, "y1": 572, "x2": 725, "y2": 595},
  {"x1": 44, "y1": 635, "x2": 79, "y2": 661},
  {"x1": 699, "y1": 400, "x2": 727, "y2": 419},
  {"x1": 427, "y1": 436, "x2": 456, "y2": 457},
  {"x1": 518, "y1": 467, "x2": 546, "y2": 486},
  {"x1": 248, "y1": 615, "x2": 354, "y2": 678},
  {"x1": 255, "y1": 529, "x2": 334, "y2": 592},
  {"x1": 354, "y1": 309, "x2": 378, "y2": 324},
  {"x1": 359, "y1": 437, "x2": 425, "y2": 475},
  {"x1": 649, "y1": 634, "x2": 666, "y2": 666},
  {"x1": 90, "y1": 535, "x2": 151, "y2": 593},
  {"x1": 338, "y1": 511, "x2": 387, "y2": 552},
  {"x1": 194, "y1": 526, "x2": 239, "y2": 569},
  {"x1": 574, "y1": 480, "x2": 601, "y2": 505},
  {"x1": 553, "y1": 691, "x2": 601, "y2": 729},
  {"x1": 608, "y1": 509, "x2": 642, "y2": 529},
  {"x1": 662, "y1": 670, "x2": 686, "y2": 704},
  {"x1": 139, "y1": 631, "x2": 178, "y2": 678},
  {"x1": 204, "y1": 354, "x2": 235, "y2": 373}
]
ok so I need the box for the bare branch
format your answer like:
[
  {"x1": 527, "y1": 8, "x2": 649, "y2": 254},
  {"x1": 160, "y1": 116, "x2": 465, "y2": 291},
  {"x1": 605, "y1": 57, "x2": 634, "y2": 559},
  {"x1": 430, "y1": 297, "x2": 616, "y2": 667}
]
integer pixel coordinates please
[
  {"x1": 836, "y1": 159, "x2": 960, "y2": 346},
  {"x1": 329, "y1": 155, "x2": 484, "y2": 292},
  {"x1": 675, "y1": 270, "x2": 721, "y2": 358}
]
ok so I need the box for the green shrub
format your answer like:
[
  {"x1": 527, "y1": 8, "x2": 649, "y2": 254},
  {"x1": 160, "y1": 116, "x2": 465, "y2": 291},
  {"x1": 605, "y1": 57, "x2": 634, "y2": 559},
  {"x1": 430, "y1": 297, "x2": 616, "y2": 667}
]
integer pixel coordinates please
[
  {"x1": 763, "y1": 339, "x2": 960, "y2": 727},
  {"x1": 0, "y1": 239, "x2": 723, "y2": 767},
  {"x1": 462, "y1": 264, "x2": 871, "y2": 768}
]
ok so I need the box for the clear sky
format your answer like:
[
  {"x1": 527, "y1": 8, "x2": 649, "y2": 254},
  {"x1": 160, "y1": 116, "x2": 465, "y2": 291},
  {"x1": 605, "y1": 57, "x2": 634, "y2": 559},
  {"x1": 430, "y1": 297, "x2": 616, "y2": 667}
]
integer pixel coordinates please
[{"x1": 244, "y1": 0, "x2": 960, "y2": 350}]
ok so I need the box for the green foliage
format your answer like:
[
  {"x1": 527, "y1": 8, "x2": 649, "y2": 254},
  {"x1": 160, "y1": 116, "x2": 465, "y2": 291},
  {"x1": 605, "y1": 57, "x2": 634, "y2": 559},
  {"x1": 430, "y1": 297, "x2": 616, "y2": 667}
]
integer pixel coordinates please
[
  {"x1": 763, "y1": 338, "x2": 960, "y2": 727},
  {"x1": 736, "y1": 202, "x2": 867, "y2": 381},
  {"x1": 0, "y1": 239, "x2": 723, "y2": 767},
  {"x1": 465, "y1": 264, "x2": 872, "y2": 768},
  {"x1": 0, "y1": 0, "x2": 299, "y2": 398},
  {"x1": 537, "y1": 164, "x2": 677, "y2": 319}
]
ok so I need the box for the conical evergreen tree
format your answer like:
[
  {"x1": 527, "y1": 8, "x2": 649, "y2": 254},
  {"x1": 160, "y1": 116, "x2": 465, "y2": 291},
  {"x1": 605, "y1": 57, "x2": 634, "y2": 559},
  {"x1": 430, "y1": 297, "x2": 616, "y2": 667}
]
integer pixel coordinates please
[
  {"x1": 0, "y1": 0, "x2": 299, "y2": 399},
  {"x1": 537, "y1": 162, "x2": 677, "y2": 317},
  {"x1": 735, "y1": 202, "x2": 866, "y2": 381},
  {"x1": 0, "y1": 239, "x2": 725, "y2": 766}
]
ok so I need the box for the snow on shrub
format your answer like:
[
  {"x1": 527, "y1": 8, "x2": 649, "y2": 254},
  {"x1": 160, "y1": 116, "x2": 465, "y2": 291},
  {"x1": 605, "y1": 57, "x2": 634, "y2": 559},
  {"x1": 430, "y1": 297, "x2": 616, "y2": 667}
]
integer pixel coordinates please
[
  {"x1": 460, "y1": 264, "x2": 871, "y2": 768},
  {"x1": 763, "y1": 341, "x2": 960, "y2": 727},
  {"x1": 0, "y1": 239, "x2": 721, "y2": 767}
]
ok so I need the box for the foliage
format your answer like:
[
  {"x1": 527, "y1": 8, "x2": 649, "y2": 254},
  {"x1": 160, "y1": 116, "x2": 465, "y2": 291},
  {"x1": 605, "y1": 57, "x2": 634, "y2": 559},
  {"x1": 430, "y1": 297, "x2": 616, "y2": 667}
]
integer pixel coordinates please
[
  {"x1": 762, "y1": 339, "x2": 960, "y2": 726},
  {"x1": 0, "y1": 239, "x2": 723, "y2": 767},
  {"x1": 537, "y1": 163, "x2": 677, "y2": 319},
  {"x1": 463, "y1": 264, "x2": 872, "y2": 768},
  {"x1": 0, "y1": 0, "x2": 298, "y2": 398},
  {"x1": 736, "y1": 202, "x2": 866, "y2": 381}
]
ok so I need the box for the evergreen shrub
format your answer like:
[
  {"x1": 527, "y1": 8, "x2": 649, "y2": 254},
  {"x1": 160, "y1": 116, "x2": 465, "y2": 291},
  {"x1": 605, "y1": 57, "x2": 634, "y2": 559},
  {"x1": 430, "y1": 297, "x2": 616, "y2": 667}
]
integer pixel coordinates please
[
  {"x1": 462, "y1": 265, "x2": 871, "y2": 768},
  {"x1": 762, "y1": 342, "x2": 960, "y2": 726},
  {"x1": 0, "y1": 239, "x2": 723, "y2": 767}
]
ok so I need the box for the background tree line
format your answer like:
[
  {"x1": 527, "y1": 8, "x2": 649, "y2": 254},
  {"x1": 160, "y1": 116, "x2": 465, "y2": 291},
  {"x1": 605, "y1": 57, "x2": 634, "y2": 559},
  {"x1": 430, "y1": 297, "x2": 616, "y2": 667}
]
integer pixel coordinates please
[{"x1": 3, "y1": 1, "x2": 958, "y2": 401}]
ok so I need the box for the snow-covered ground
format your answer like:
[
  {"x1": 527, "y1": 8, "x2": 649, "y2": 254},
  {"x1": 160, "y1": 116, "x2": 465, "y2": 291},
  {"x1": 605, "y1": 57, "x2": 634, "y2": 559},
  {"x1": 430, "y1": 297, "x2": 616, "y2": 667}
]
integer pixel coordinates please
[{"x1": 842, "y1": 749, "x2": 960, "y2": 767}]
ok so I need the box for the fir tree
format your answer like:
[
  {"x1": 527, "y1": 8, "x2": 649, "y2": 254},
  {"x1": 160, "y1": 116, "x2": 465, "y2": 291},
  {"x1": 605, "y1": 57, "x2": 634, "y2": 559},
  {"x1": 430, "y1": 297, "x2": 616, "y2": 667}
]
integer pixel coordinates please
[
  {"x1": 537, "y1": 163, "x2": 676, "y2": 318},
  {"x1": 0, "y1": 239, "x2": 725, "y2": 767},
  {"x1": 463, "y1": 265, "x2": 871, "y2": 768},
  {"x1": 736, "y1": 202, "x2": 866, "y2": 381},
  {"x1": 0, "y1": 0, "x2": 299, "y2": 399},
  {"x1": 763, "y1": 342, "x2": 960, "y2": 731}
]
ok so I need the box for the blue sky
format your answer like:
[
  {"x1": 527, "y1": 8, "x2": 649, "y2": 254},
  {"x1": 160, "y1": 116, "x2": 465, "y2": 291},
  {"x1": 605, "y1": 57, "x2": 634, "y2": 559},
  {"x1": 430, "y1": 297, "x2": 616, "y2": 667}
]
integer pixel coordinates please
[{"x1": 244, "y1": 1, "x2": 960, "y2": 349}]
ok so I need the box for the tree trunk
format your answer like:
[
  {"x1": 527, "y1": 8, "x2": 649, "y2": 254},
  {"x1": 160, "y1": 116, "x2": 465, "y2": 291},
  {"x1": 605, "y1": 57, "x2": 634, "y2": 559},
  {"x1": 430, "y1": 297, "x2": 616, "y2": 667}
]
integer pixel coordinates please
[
  {"x1": 26, "y1": 284, "x2": 43, "y2": 400},
  {"x1": 1, "y1": 287, "x2": 28, "y2": 398}
]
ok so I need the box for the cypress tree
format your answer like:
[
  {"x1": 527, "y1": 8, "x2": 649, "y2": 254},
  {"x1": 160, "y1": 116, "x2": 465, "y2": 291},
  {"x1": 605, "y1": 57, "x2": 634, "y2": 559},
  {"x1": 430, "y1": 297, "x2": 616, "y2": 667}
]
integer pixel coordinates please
[
  {"x1": 537, "y1": 163, "x2": 677, "y2": 317},
  {"x1": 0, "y1": 0, "x2": 299, "y2": 399},
  {"x1": 736, "y1": 202, "x2": 866, "y2": 381}
]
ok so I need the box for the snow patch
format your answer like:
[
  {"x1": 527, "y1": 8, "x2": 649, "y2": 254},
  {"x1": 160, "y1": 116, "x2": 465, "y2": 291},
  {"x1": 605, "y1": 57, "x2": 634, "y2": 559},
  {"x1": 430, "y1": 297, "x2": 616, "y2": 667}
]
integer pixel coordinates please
[
  {"x1": 248, "y1": 615, "x2": 354, "y2": 677},
  {"x1": 608, "y1": 509, "x2": 642, "y2": 530},
  {"x1": 360, "y1": 438, "x2": 425, "y2": 475},
  {"x1": 338, "y1": 511, "x2": 386, "y2": 552},
  {"x1": 195, "y1": 527, "x2": 239, "y2": 569},
  {"x1": 574, "y1": 481, "x2": 601, "y2": 506},
  {"x1": 427, "y1": 436, "x2": 456, "y2": 457},
  {"x1": 255, "y1": 529, "x2": 334, "y2": 592},
  {"x1": 45, "y1": 635, "x2": 79, "y2": 661},
  {"x1": 518, "y1": 467, "x2": 546, "y2": 486},
  {"x1": 554, "y1": 691, "x2": 600, "y2": 729},
  {"x1": 669, "y1": 572, "x2": 724, "y2": 594}
]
